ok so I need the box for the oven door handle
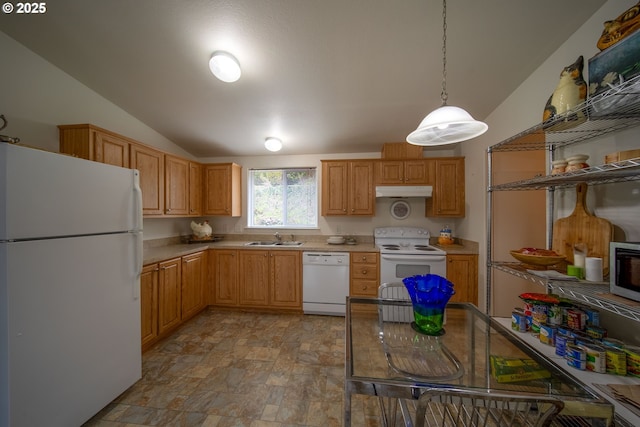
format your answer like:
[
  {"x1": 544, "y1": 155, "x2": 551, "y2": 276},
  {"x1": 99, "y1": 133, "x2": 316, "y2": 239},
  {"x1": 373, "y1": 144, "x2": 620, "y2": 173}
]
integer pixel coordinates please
[{"x1": 380, "y1": 254, "x2": 447, "y2": 262}]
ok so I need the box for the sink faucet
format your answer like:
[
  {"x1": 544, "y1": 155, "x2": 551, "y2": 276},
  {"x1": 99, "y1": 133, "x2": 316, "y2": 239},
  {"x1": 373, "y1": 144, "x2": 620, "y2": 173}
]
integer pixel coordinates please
[{"x1": 274, "y1": 232, "x2": 282, "y2": 242}]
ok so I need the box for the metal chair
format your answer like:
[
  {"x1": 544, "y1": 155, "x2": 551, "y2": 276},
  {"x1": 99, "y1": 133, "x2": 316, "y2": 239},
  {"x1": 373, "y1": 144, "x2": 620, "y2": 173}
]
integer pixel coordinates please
[{"x1": 413, "y1": 388, "x2": 564, "y2": 427}]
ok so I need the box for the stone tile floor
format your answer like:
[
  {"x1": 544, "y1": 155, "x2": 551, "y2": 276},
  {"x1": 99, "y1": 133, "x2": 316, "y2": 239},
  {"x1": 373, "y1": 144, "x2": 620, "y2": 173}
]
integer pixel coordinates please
[{"x1": 84, "y1": 309, "x2": 383, "y2": 427}]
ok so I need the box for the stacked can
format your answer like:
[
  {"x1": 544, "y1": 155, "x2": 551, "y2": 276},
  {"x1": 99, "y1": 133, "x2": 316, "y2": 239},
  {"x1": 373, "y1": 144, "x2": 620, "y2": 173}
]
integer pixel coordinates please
[
  {"x1": 584, "y1": 344, "x2": 607, "y2": 373},
  {"x1": 565, "y1": 344, "x2": 587, "y2": 370},
  {"x1": 555, "y1": 334, "x2": 575, "y2": 357},
  {"x1": 511, "y1": 309, "x2": 527, "y2": 332},
  {"x1": 539, "y1": 323, "x2": 557, "y2": 346}
]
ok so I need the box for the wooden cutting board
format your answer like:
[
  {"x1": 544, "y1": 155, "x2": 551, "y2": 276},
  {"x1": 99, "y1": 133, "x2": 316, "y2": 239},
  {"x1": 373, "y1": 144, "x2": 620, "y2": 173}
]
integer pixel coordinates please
[{"x1": 552, "y1": 182, "x2": 613, "y2": 276}]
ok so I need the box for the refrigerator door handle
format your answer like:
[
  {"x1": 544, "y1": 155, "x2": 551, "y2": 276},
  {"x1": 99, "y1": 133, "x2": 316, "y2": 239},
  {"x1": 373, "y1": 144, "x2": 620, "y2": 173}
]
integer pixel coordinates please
[
  {"x1": 132, "y1": 170, "x2": 143, "y2": 233},
  {"x1": 132, "y1": 230, "x2": 143, "y2": 299}
]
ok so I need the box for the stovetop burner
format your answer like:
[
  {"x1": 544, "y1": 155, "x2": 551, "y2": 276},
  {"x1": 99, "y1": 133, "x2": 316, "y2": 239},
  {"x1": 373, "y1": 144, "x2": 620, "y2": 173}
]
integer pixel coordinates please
[{"x1": 374, "y1": 226, "x2": 446, "y2": 256}]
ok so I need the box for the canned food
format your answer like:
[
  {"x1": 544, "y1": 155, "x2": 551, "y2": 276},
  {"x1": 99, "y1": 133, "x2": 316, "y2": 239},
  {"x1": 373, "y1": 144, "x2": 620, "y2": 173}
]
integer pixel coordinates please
[
  {"x1": 602, "y1": 338, "x2": 625, "y2": 349},
  {"x1": 625, "y1": 345, "x2": 640, "y2": 378},
  {"x1": 557, "y1": 325, "x2": 572, "y2": 337},
  {"x1": 547, "y1": 305, "x2": 563, "y2": 325},
  {"x1": 584, "y1": 344, "x2": 607, "y2": 373},
  {"x1": 582, "y1": 307, "x2": 600, "y2": 327},
  {"x1": 567, "y1": 309, "x2": 587, "y2": 330},
  {"x1": 555, "y1": 334, "x2": 574, "y2": 357},
  {"x1": 567, "y1": 357, "x2": 587, "y2": 370},
  {"x1": 565, "y1": 344, "x2": 587, "y2": 361},
  {"x1": 539, "y1": 323, "x2": 557, "y2": 346},
  {"x1": 571, "y1": 330, "x2": 594, "y2": 346},
  {"x1": 531, "y1": 311, "x2": 547, "y2": 336},
  {"x1": 606, "y1": 348, "x2": 627, "y2": 375},
  {"x1": 511, "y1": 311, "x2": 527, "y2": 332},
  {"x1": 586, "y1": 325, "x2": 607, "y2": 340}
]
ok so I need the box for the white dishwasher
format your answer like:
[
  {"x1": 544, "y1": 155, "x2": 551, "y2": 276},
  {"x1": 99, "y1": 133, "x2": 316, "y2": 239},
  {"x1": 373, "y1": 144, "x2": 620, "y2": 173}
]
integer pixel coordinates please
[{"x1": 302, "y1": 252, "x2": 350, "y2": 316}]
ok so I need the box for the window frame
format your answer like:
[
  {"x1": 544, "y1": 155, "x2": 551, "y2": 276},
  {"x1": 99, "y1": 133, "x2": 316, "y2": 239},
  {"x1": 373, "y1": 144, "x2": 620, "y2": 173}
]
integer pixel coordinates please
[{"x1": 247, "y1": 167, "x2": 319, "y2": 229}]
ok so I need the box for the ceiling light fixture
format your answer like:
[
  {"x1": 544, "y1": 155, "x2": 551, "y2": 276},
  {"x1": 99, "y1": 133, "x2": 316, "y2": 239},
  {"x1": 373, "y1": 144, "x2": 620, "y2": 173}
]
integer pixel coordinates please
[
  {"x1": 406, "y1": 0, "x2": 487, "y2": 146},
  {"x1": 209, "y1": 51, "x2": 241, "y2": 83},
  {"x1": 264, "y1": 137, "x2": 283, "y2": 152}
]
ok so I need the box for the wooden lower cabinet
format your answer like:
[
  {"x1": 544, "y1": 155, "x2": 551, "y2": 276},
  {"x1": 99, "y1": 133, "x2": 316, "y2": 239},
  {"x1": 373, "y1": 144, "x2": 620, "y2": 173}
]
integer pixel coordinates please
[
  {"x1": 211, "y1": 249, "x2": 239, "y2": 306},
  {"x1": 238, "y1": 249, "x2": 302, "y2": 310},
  {"x1": 446, "y1": 254, "x2": 478, "y2": 306},
  {"x1": 140, "y1": 263, "x2": 159, "y2": 349},
  {"x1": 142, "y1": 251, "x2": 208, "y2": 351},
  {"x1": 239, "y1": 250, "x2": 270, "y2": 307},
  {"x1": 350, "y1": 252, "x2": 379, "y2": 297},
  {"x1": 181, "y1": 251, "x2": 207, "y2": 321},
  {"x1": 158, "y1": 257, "x2": 182, "y2": 336},
  {"x1": 269, "y1": 250, "x2": 301, "y2": 309}
]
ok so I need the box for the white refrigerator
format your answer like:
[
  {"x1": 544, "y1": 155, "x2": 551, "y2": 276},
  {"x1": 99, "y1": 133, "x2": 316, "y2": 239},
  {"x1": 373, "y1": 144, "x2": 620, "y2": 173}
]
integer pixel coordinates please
[{"x1": 0, "y1": 143, "x2": 143, "y2": 427}]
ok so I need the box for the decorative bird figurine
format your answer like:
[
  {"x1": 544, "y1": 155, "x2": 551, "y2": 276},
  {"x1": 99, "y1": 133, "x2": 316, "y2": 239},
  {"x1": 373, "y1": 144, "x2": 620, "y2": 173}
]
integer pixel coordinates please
[
  {"x1": 190, "y1": 220, "x2": 212, "y2": 239},
  {"x1": 542, "y1": 56, "x2": 587, "y2": 126}
]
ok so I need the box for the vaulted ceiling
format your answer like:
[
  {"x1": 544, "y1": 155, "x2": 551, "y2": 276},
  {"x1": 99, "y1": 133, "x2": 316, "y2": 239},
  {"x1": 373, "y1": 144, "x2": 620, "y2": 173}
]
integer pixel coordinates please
[{"x1": 0, "y1": 0, "x2": 607, "y2": 156}]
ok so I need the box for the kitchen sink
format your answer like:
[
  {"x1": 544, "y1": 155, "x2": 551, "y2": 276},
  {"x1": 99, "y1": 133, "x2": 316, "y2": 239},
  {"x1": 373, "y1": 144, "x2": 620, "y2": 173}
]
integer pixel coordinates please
[
  {"x1": 245, "y1": 241, "x2": 304, "y2": 247},
  {"x1": 275, "y1": 241, "x2": 304, "y2": 246}
]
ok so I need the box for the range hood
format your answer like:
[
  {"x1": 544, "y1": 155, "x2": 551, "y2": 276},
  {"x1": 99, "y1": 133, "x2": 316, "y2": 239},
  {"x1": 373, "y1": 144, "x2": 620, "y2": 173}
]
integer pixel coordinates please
[{"x1": 375, "y1": 185, "x2": 433, "y2": 198}]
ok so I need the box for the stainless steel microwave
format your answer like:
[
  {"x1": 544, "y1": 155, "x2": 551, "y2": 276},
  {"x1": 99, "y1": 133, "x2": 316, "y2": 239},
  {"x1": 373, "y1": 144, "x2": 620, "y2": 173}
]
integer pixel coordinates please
[{"x1": 610, "y1": 242, "x2": 640, "y2": 302}]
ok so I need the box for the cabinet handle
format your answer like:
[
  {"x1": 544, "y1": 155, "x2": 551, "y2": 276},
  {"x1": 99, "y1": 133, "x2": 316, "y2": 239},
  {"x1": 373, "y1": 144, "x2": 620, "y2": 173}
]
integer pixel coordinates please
[
  {"x1": 362, "y1": 269, "x2": 367, "y2": 275},
  {"x1": 362, "y1": 256, "x2": 367, "y2": 261}
]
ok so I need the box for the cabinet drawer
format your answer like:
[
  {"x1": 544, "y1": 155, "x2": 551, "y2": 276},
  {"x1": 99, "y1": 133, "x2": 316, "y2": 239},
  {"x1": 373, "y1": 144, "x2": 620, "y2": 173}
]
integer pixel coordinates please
[
  {"x1": 352, "y1": 252, "x2": 378, "y2": 264},
  {"x1": 351, "y1": 263, "x2": 378, "y2": 280},
  {"x1": 351, "y1": 279, "x2": 378, "y2": 296}
]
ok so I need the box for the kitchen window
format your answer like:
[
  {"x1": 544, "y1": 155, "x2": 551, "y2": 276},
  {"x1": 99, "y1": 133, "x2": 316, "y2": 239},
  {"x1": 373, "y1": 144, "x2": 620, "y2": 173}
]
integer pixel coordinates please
[{"x1": 248, "y1": 168, "x2": 317, "y2": 228}]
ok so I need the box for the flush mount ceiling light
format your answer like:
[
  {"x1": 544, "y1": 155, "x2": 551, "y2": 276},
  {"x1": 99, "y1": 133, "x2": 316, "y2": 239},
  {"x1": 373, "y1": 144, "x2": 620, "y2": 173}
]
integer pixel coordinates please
[
  {"x1": 209, "y1": 51, "x2": 241, "y2": 83},
  {"x1": 406, "y1": 0, "x2": 487, "y2": 146},
  {"x1": 264, "y1": 137, "x2": 283, "y2": 152}
]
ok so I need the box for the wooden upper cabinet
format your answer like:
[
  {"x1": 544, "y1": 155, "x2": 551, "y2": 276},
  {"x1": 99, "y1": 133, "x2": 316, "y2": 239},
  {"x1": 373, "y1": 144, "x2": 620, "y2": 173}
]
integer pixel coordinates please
[
  {"x1": 376, "y1": 159, "x2": 434, "y2": 185},
  {"x1": 189, "y1": 162, "x2": 203, "y2": 216},
  {"x1": 204, "y1": 163, "x2": 242, "y2": 216},
  {"x1": 321, "y1": 160, "x2": 374, "y2": 216},
  {"x1": 131, "y1": 143, "x2": 165, "y2": 216},
  {"x1": 59, "y1": 124, "x2": 130, "y2": 168},
  {"x1": 426, "y1": 157, "x2": 465, "y2": 217},
  {"x1": 165, "y1": 155, "x2": 189, "y2": 216},
  {"x1": 95, "y1": 131, "x2": 130, "y2": 168}
]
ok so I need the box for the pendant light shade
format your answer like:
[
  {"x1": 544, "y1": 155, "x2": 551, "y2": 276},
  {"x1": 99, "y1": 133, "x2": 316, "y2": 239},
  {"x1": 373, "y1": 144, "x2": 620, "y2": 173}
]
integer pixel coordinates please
[
  {"x1": 406, "y1": 105, "x2": 488, "y2": 145},
  {"x1": 406, "y1": 0, "x2": 487, "y2": 146}
]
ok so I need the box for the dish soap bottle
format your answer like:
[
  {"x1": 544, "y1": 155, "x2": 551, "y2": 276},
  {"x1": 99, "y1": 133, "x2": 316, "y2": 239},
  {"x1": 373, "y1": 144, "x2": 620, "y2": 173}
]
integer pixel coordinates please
[{"x1": 438, "y1": 225, "x2": 453, "y2": 245}]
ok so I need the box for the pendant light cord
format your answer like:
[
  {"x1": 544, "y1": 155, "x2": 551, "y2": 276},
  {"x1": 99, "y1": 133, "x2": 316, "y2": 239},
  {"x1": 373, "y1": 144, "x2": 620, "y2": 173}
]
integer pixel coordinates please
[{"x1": 440, "y1": 0, "x2": 448, "y2": 106}]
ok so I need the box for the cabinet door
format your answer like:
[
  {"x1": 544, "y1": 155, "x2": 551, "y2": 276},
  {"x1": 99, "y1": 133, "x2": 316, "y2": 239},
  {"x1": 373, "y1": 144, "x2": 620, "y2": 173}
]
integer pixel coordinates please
[
  {"x1": 181, "y1": 251, "x2": 206, "y2": 321},
  {"x1": 95, "y1": 131, "x2": 130, "y2": 168},
  {"x1": 131, "y1": 143, "x2": 165, "y2": 216},
  {"x1": 447, "y1": 254, "x2": 478, "y2": 306},
  {"x1": 204, "y1": 164, "x2": 242, "y2": 216},
  {"x1": 212, "y1": 249, "x2": 238, "y2": 305},
  {"x1": 140, "y1": 263, "x2": 159, "y2": 349},
  {"x1": 376, "y1": 161, "x2": 404, "y2": 184},
  {"x1": 270, "y1": 251, "x2": 301, "y2": 308},
  {"x1": 165, "y1": 155, "x2": 189, "y2": 216},
  {"x1": 189, "y1": 162, "x2": 203, "y2": 216},
  {"x1": 427, "y1": 158, "x2": 465, "y2": 217},
  {"x1": 349, "y1": 161, "x2": 375, "y2": 215},
  {"x1": 321, "y1": 161, "x2": 349, "y2": 215},
  {"x1": 404, "y1": 160, "x2": 431, "y2": 184},
  {"x1": 158, "y1": 257, "x2": 181, "y2": 335},
  {"x1": 238, "y1": 250, "x2": 270, "y2": 306}
]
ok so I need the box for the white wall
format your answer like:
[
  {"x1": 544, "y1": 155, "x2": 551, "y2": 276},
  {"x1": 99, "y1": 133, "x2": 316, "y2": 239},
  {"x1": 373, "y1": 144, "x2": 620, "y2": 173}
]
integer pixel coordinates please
[{"x1": 460, "y1": 0, "x2": 640, "y2": 315}]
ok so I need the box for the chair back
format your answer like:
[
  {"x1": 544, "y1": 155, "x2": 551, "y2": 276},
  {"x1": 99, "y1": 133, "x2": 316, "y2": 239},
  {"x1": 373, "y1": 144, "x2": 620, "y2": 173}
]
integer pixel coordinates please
[
  {"x1": 378, "y1": 282, "x2": 413, "y2": 323},
  {"x1": 414, "y1": 388, "x2": 564, "y2": 427}
]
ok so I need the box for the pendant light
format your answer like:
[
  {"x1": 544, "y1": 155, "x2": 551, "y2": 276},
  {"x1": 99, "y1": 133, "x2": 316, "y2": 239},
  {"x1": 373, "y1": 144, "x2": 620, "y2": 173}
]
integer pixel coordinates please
[{"x1": 406, "y1": 0, "x2": 487, "y2": 146}]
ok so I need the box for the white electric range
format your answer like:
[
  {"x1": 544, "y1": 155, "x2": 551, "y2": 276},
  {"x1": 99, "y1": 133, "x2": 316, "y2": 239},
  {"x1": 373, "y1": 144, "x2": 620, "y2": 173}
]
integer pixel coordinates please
[{"x1": 374, "y1": 226, "x2": 447, "y2": 285}]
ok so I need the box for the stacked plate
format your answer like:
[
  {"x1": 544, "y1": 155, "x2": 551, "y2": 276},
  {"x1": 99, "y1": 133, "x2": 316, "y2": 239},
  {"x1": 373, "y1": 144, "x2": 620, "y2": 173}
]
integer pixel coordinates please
[{"x1": 327, "y1": 236, "x2": 346, "y2": 245}]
